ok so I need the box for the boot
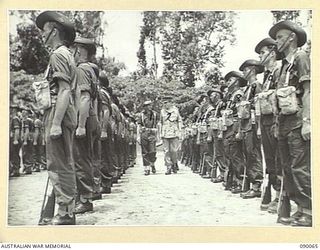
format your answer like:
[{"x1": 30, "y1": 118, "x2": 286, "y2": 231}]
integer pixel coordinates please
[
  {"x1": 51, "y1": 214, "x2": 76, "y2": 225},
  {"x1": 165, "y1": 168, "x2": 172, "y2": 175},
  {"x1": 74, "y1": 201, "x2": 93, "y2": 214},
  {"x1": 151, "y1": 165, "x2": 156, "y2": 174}
]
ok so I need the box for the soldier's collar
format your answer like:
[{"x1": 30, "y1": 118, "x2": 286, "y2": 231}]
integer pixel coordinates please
[{"x1": 284, "y1": 48, "x2": 298, "y2": 63}]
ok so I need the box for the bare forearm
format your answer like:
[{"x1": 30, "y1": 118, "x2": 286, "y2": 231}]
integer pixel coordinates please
[
  {"x1": 33, "y1": 128, "x2": 39, "y2": 143},
  {"x1": 52, "y1": 81, "x2": 71, "y2": 126},
  {"x1": 102, "y1": 109, "x2": 110, "y2": 132},
  {"x1": 14, "y1": 129, "x2": 20, "y2": 142},
  {"x1": 302, "y1": 81, "x2": 310, "y2": 120},
  {"x1": 78, "y1": 93, "x2": 90, "y2": 128},
  {"x1": 24, "y1": 128, "x2": 29, "y2": 142}
]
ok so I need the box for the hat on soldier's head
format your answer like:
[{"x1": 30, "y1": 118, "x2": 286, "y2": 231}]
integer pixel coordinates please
[
  {"x1": 74, "y1": 37, "x2": 96, "y2": 55},
  {"x1": 269, "y1": 20, "x2": 307, "y2": 47},
  {"x1": 255, "y1": 38, "x2": 284, "y2": 60},
  {"x1": 239, "y1": 59, "x2": 264, "y2": 74},
  {"x1": 207, "y1": 87, "x2": 222, "y2": 98},
  {"x1": 143, "y1": 100, "x2": 152, "y2": 106},
  {"x1": 36, "y1": 11, "x2": 76, "y2": 43},
  {"x1": 224, "y1": 71, "x2": 247, "y2": 87}
]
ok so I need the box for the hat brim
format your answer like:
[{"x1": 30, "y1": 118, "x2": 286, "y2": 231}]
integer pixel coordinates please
[{"x1": 239, "y1": 63, "x2": 264, "y2": 74}]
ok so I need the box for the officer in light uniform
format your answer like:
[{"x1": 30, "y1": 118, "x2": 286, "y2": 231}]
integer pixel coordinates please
[{"x1": 160, "y1": 96, "x2": 183, "y2": 175}]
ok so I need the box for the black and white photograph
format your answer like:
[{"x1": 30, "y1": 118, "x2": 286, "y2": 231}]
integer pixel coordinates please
[{"x1": 7, "y1": 9, "x2": 312, "y2": 229}]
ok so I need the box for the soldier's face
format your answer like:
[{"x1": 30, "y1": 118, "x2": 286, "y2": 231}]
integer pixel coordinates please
[
  {"x1": 243, "y1": 66, "x2": 255, "y2": 80},
  {"x1": 210, "y1": 92, "x2": 220, "y2": 104},
  {"x1": 226, "y1": 77, "x2": 236, "y2": 87},
  {"x1": 275, "y1": 29, "x2": 293, "y2": 52},
  {"x1": 42, "y1": 22, "x2": 56, "y2": 47},
  {"x1": 259, "y1": 46, "x2": 272, "y2": 65}
]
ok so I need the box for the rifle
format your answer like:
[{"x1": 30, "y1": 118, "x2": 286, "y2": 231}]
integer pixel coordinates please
[
  {"x1": 277, "y1": 170, "x2": 291, "y2": 222},
  {"x1": 260, "y1": 143, "x2": 272, "y2": 208},
  {"x1": 38, "y1": 176, "x2": 56, "y2": 225}
]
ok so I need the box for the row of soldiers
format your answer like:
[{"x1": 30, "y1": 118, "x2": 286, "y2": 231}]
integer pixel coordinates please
[
  {"x1": 9, "y1": 107, "x2": 47, "y2": 177},
  {"x1": 10, "y1": 11, "x2": 138, "y2": 225},
  {"x1": 180, "y1": 20, "x2": 311, "y2": 227}
]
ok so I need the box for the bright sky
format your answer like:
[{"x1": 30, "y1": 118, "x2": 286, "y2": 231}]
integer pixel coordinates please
[
  {"x1": 102, "y1": 10, "x2": 275, "y2": 80},
  {"x1": 10, "y1": 10, "x2": 311, "y2": 81}
]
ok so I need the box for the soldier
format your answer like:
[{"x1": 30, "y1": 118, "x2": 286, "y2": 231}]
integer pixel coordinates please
[
  {"x1": 72, "y1": 37, "x2": 100, "y2": 214},
  {"x1": 219, "y1": 71, "x2": 246, "y2": 192},
  {"x1": 238, "y1": 59, "x2": 264, "y2": 199},
  {"x1": 9, "y1": 105, "x2": 22, "y2": 177},
  {"x1": 206, "y1": 87, "x2": 225, "y2": 182},
  {"x1": 191, "y1": 96, "x2": 206, "y2": 173},
  {"x1": 159, "y1": 96, "x2": 183, "y2": 175},
  {"x1": 269, "y1": 20, "x2": 311, "y2": 226},
  {"x1": 98, "y1": 72, "x2": 113, "y2": 195},
  {"x1": 137, "y1": 100, "x2": 159, "y2": 175},
  {"x1": 254, "y1": 38, "x2": 282, "y2": 213},
  {"x1": 36, "y1": 11, "x2": 78, "y2": 225},
  {"x1": 191, "y1": 105, "x2": 200, "y2": 172},
  {"x1": 110, "y1": 95, "x2": 122, "y2": 182},
  {"x1": 196, "y1": 93, "x2": 213, "y2": 178},
  {"x1": 33, "y1": 111, "x2": 44, "y2": 172},
  {"x1": 128, "y1": 116, "x2": 137, "y2": 168},
  {"x1": 21, "y1": 107, "x2": 34, "y2": 175}
]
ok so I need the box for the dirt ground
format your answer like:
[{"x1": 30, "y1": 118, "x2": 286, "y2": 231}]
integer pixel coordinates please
[{"x1": 7, "y1": 150, "x2": 285, "y2": 227}]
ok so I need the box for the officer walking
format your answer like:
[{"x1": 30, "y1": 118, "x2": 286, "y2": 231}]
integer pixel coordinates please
[
  {"x1": 137, "y1": 100, "x2": 159, "y2": 175},
  {"x1": 159, "y1": 96, "x2": 183, "y2": 175},
  {"x1": 36, "y1": 11, "x2": 78, "y2": 225}
]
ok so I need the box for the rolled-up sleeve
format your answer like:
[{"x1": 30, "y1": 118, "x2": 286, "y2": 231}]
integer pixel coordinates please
[
  {"x1": 50, "y1": 52, "x2": 71, "y2": 84},
  {"x1": 296, "y1": 51, "x2": 310, "y2": 84}
]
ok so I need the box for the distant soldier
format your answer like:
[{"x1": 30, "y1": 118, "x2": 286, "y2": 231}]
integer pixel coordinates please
[
  {"x1": 137, "y1": 100, "x2": 159, "y2": 175},
  {"x1": 196, "y1": 94, "x2": 213, "y2": 178},
  {"x1": 160, "y1": 96, "x2": 183, "y2": 175},
  {"x1": 269, "y1": 20, "x2": 311, "y2": 226},
  {"x1": 36, "y1": 11, "x2": 78, "y2": 225},
  {"x1": 238, "y1": 59, "x2": 264, "y2": 199},
  {"x1": 32, "y1": 111, "x2": 44, "y2": 172},
  {"x1": 21, "y1": 107, "x2": 34, "y2": 175},
  {"x1": 128, "y1": 116, "x2": 137, "y2": 168},
  {"x1": 9, "y1": 105, "x2": 22, "y2": 177},
  {"x1": 72, "y1": 37, "x2": 100, "y2": 214},
  {"x1": 206, "y1": 87, "x2": 224, "y2": 182},
  {"x1": 98, "y1": 72, "x2": 113, "y2": 195}
]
